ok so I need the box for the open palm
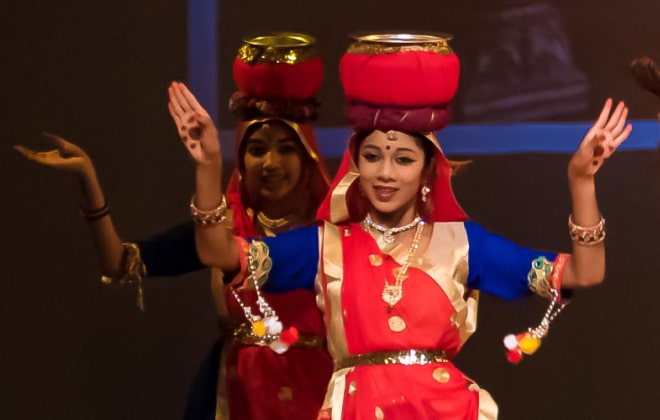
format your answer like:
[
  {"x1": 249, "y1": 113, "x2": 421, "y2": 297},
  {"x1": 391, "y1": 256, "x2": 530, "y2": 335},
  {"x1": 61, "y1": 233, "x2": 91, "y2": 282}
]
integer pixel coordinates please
[
  {"x1": 168, "y1": 81, "x2": 221, "y2": 165},
  {"x1": 14, "y1": 133, "x2": 92, "y2": 176}
]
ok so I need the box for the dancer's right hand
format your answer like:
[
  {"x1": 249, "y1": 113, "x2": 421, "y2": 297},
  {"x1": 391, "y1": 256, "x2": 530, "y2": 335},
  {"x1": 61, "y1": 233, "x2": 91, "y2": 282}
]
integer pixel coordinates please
[{"x1": 168, "y1": 81, "x2": 221, "y2": 166}]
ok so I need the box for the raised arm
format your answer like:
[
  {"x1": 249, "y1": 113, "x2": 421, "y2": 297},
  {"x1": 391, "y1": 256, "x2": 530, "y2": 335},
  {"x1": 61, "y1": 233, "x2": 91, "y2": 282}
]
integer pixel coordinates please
[
  {"x1": 14, "y1": 134, "x2": 125, "y2": 279},
  {"x1": 167, "y1": 81, "x2": 240, "y2": 271},
  {"x1": 562, "y1": 98, "x2": 632, "y2": 287}
]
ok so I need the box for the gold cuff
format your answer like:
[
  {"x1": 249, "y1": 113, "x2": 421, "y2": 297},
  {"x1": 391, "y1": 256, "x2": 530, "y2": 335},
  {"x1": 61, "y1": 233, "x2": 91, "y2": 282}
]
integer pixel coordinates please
[
  {"x1": 190, "y1": 195, "x2": 227, "y2": 225},
  {"x1": 100, "y1": 242, "x2": 146, "y2": 312},
  {"x1": 568, "y1": 215, "x2": 606, "y2": 246}
]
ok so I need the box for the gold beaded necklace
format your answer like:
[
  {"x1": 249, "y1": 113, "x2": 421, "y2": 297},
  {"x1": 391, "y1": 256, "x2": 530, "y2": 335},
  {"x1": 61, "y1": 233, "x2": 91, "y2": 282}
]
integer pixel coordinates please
[{"x1": 364, "y1": 216, "x2": 426, "y2": 310}]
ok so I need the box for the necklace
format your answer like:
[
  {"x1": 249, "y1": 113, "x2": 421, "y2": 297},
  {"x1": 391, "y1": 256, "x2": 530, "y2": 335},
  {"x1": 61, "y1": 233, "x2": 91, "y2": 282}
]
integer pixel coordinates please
[
  {"x1": 256, "y1": 211, "x2": 292, "y2": 235},
  {"x1": 379, "y1": 219, "x2": 425, "y2": 309},
  {"x1": 364, "y1": 214, "x2": 422, "y2": 244}
]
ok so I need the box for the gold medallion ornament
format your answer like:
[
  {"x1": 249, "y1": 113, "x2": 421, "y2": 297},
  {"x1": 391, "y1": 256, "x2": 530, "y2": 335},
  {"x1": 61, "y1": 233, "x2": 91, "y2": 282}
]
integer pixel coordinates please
[
  {"x1": 432, "y1": 367, "x2": 451, "y2": 383},
  {"x1": 388, "y1": 316, "x2": 407, "y2": 332},
  {"x1": 369, "y1": 254, "x2": 383, "y2": 267}
]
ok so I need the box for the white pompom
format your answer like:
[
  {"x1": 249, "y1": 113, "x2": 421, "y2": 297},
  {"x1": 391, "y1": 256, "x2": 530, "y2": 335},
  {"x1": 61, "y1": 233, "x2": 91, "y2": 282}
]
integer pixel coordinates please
[
  {"x1": 268, "y1": 340, "x2": 289, "y2": 354},
  {"x1": 265, "y1": 317, "x2": 283, "y2": 335},
  {"x1": 503, "y1": 334, "x2": 519, "y2": 350}
]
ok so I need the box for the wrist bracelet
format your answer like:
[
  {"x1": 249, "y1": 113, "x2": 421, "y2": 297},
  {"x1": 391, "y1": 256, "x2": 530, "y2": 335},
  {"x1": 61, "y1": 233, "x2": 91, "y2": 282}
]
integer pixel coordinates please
[
  {"x1": 190, "y1": 195, "x2": 227, "y2": 225},
  {"x1": 81, "y1": 201, "x2": 110, "y2": 221}
]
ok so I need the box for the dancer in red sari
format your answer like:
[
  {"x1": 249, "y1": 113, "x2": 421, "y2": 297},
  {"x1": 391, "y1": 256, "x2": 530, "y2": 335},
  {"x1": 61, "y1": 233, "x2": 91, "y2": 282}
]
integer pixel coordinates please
[{"x1": 175, "y1": 33, "x2": 631, "y2": 419}]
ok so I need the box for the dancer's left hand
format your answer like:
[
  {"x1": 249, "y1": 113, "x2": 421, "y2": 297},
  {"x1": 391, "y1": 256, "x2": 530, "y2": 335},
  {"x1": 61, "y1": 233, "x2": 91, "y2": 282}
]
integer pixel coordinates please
[{"x1": 568, "y1": 98, "x2": 632, "y2": 179}]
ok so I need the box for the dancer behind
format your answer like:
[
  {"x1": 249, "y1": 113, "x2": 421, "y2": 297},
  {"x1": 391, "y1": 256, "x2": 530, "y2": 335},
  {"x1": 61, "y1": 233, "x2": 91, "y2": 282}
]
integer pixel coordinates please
[
  {"x1": 175, "y1": 33, "x2": 631, "y2": 419},
  {"x1": 631, "y1": 56, "x2": 660, "y2": 104},
  {"x1": 17, "y1": 33, "x2": 333, "y2": 420},
  {"x1": 631, "y1": 56, "x2": 660, "y2": 184},
  {"x1": 197, "y1": 32, "x2": 334, "y2": 419}
]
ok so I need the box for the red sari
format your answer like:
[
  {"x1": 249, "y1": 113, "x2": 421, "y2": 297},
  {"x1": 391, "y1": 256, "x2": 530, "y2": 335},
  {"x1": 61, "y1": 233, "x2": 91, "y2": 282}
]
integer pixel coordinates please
[{"x1": 317, "y1": 222, "x2": 496, "y2": 420}]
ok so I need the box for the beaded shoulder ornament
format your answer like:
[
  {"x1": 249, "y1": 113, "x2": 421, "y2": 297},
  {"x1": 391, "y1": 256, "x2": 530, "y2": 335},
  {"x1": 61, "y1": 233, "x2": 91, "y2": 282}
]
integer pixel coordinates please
[
  {"x1": 503, "y1": 255, "x2": 568, "y2": 364},
  {"x1": 231, "y1": 240, "x2": 299, "y2": 353}
]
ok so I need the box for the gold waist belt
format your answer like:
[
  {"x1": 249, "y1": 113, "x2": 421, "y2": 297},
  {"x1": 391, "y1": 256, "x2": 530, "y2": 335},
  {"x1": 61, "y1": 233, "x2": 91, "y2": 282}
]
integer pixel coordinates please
[
  {"x1": 335, "y1": 349, "x2": 449, "y2": 371},
  {"x1": 232, "y1": 322, "x2": 324, "y2": 349}
]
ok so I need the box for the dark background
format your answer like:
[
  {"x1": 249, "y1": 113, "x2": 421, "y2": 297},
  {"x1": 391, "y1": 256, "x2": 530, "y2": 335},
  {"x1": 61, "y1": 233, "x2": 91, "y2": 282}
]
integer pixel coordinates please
[{"x1": 3, "y1": 0, "x2": 660, "y2": 419}]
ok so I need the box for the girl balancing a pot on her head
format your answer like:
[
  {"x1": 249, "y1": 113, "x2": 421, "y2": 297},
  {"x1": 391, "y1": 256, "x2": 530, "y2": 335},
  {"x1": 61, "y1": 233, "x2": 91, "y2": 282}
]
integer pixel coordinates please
[
  {"x1": 171, "y1": 33, "x2": 631, "y2": 419},
  {"x1": 16, "y1": 32, "x2": 334, "y2": 420}
]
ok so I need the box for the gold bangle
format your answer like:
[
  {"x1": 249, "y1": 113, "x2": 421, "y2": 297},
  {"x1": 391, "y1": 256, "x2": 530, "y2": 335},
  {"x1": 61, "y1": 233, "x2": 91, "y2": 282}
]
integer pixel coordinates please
[
  {"x1": 568, "y1": 215, "x2": 606, "y2": 246},
  {"x1": 190, "y1": 195, "x2": 227, "y2": 225}
]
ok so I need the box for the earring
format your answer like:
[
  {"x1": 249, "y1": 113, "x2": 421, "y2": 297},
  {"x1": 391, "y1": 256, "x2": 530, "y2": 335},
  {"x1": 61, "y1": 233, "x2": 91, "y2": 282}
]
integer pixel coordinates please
[{"x1": 421, "y1": 184, "x2": 431, "y2": 203}]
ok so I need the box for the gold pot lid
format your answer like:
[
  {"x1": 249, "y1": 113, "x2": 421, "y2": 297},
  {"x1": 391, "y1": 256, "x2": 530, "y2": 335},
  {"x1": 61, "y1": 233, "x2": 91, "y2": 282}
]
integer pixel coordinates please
[
  {"x1": 238, "y1": 32, "x2": 318, "y2": 65},
  {"x1": 346, "y1": 32, "x2": 453, "y2": 55}
]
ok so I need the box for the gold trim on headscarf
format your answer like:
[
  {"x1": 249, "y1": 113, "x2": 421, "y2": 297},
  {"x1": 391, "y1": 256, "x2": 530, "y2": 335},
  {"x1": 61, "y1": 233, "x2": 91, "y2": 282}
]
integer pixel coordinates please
[
  {"x1": 328, "y1": 161, "x2": 360, "y2": 224},
  {"x1": 234, "y1": 117, "x2": 319, "y2": 162}
]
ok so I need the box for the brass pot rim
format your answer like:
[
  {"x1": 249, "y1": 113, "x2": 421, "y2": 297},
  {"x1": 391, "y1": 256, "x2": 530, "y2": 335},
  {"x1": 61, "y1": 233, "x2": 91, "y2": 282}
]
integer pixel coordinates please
[
  {"x1": 349, "y1": 32, "x2": 453, "y2": 45},
  {"x1": 242, "y1": 32, "x2": 316, "y2": 48}
]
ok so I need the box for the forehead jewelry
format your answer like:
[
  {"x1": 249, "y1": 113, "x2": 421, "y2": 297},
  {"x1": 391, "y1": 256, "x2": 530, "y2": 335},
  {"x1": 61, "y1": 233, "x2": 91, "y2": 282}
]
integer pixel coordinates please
[
  {"x1": 364, "y1": 213, "x2": 422, "y2": 244},
  {"x1": 386, "y1": 130, "x2": 398, "y2": 141}
]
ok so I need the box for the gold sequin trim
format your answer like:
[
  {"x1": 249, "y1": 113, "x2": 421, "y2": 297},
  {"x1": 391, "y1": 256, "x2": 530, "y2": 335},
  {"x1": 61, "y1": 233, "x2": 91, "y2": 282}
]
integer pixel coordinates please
[{"x1": 335, "y1": 349, "x2": 448, "y2": 371}]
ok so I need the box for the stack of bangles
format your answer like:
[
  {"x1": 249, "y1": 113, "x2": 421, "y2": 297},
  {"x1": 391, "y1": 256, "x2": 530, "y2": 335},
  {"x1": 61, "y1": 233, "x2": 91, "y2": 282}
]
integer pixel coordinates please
[
  {"x1": 190, "y1": 195, "x2": 227, "y2": 225},
  {"x1": 81, "y1": 201, "x2": 110, "y2": 221},
  {"x1": 568, "y1": 215, "x2": 606, "y2": 245}
]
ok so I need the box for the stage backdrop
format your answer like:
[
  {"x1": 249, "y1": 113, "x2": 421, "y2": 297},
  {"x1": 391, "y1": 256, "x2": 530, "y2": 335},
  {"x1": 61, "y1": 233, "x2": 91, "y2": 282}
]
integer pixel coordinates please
[{"x1": 3, "y1": 0, "x2": 659, "y2": 419}]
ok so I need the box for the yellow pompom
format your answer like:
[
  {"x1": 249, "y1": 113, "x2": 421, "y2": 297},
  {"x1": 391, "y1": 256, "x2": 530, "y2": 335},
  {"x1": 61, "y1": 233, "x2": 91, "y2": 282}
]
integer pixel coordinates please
[
  {"x1": 252, "y1": 320, "x2": 266, "y2": 337},
  {"x1": 519, "y1": 334, "x2": 542, "y2": 355}
]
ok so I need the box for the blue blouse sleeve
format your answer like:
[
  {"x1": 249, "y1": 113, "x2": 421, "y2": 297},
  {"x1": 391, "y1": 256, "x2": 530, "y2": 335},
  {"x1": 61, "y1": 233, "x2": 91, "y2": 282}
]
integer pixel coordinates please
[
  {"x1": 137, "y1": 221, "x2": 205, "y2": 277},
  {"x1": 465, "y1": 221, "x2": 558, "y2": 300},
  {"x1": 259, "y1": 225, "x2": 320, "y2": 293}
]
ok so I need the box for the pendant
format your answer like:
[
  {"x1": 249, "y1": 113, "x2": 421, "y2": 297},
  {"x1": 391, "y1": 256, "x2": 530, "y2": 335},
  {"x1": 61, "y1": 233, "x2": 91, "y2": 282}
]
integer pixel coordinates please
[
  {"x1": 383, "y1": 230, "x2": 395, "y2": 244},
  {"x1": 382, "y1": 284, "x2": 402, "y2": 307}
]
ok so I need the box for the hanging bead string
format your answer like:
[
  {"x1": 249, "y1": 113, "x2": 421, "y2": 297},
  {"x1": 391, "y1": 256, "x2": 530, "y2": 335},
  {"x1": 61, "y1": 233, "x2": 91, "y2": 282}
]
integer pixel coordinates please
[
  {"x1": 529, "y1": 288, "x2": 566, "y2": 338},
  {"x1": 503, "y1": 287, "x2": 566, "y2": 364},
  {"x1": 364, "y1": 213, "x2": 422, "y2": 244},
  {"x1": 230, "y1": 242, "x2": 298, "y2": 353}
]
